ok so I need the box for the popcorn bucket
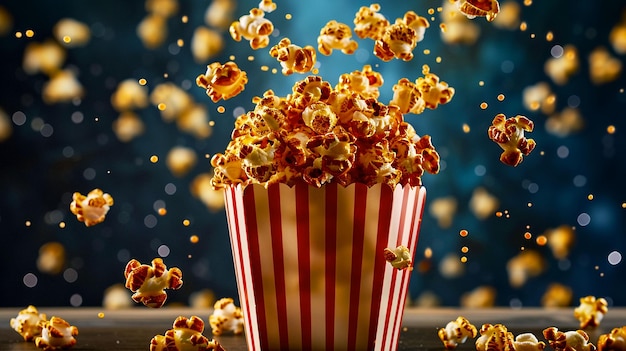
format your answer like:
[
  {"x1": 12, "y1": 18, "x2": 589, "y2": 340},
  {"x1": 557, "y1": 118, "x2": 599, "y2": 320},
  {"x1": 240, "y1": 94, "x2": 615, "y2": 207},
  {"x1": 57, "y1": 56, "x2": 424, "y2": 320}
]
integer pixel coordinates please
[{"x1": 224, "y1": 181, "x2": 427, "y2": 351}]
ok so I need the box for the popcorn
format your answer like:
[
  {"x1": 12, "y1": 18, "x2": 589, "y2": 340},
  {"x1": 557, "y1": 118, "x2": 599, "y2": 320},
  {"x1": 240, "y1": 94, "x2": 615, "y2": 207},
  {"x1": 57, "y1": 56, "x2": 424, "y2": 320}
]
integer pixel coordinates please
[
  {"x1": 506, "y1": 250, "x2": 545, "y2": 288},
  {"x1": 22, "y1": 40, "x2": 66, "y2": 76},
  {"x1": 455, "y1": 0, "x2": 500, "y2": 22},
  {"x1": 42, "y1": 70, "x2": 84, "y2": 104},
  {"x1": 258, "y1": 0, "x2": 276, "y2": 13},
  {"x1": 190, "y1": 173, "x2": 225, "y2": 212},
  {"x1": 209, "y1": 297, "x2": 244, "y2": 336},
  {"x1": 353, "y1": 3, "x2": 389, "y2": 40},
  {"x1": 317, "y1": 20, "x2": 359, "y2": 56},
  {"x1": 460, "y1": 285, "x2": 496, "y2": 308},
  {"x1": 102, "y1": 283, "x2": 134, "y2": 310},
  {"x1": 440, "y1": 0, "x2": 480, "y2": 45},
  {"x1": 598, "y1": 327, "x2": 626, "y2": 351},
  {"x1": 383, "y1": 245, "x2": 413, "y2": 270},
  {"x1": 544, "y1": 225, "x2": 576, "y2": 259},
  {"x1": 0, "y1": 5, "x2": 12, "y2": 36},
  {"x1": 544, "y1": 45, "x2": 579, "y2": 85},
  {"x1": 191, "y1": 26, "x2": 224, "y2": 63},
  {"x1": 150, "y1": 82, "x2": 193, "y2": 122},
  {"x1": 145, "y1": 0, "x2": 179, "y2": 18},
  {"x1": 373, "y1": 14, "x2": 423, "y2": 62},
  {"x1": 514, "y1": 333, "x2": 546, "y2": 351},
  {"x1": 37, "y1": 242, "x2": 66, "y2": 275},
  {"x1": 492, "y1": 1, "x2": 521, "y2": 30},
  {"x1": 124, "y1": 258, "x2": 183, "y2": 308},
  {"x1": 476, "y1": 324, "x2": 515, "y2": 351},
  {"x1": 610, "y1": 22, "x2": 626, "y2": 54},
  {"x1": 69, "y1": 188, "x2": 114, "y2": 227},
  {"x1": 112, "y1": 111, "x2": 145, "y2": 142},
  {"x1": 150, "y1": 316, "x2": 224, "y2": 351},
  {"x1": 269, "y1": 38, "x2": 317, "y2": 75},
  {"x1": 178, "y1": 104, "x2": 213, "y2": 139},
  {"x1": 439, "y1": 253, "x2": 465, "y2": 279},
  {"x1": 437, "y1": 316, "x2": 477, "y2": 349},
  {"x1": 335, "y1": 64, "x2": 384, "y2": 99},
  {"x1": 574, "y1": 296, "x2": 609, "y2": 329},
  {"x1": 469, "y1": 187, "x2": 499, "y2": 220},
  {"x1": 196, "y1": 61, "x2": 249, "y2": 102},
  {"x1": 137, "y1": 14, "x2": 168, "y2": 49},
  {"x1": 34, "y1": 316, "x2": 78, "y2": 351},
  {"x1": 416, "y1": 65, "x2": 455, "y2": 110},
  {"x1": 110, "y1": 79, "x2": 149, "y2": 112},
  {"x1": 390, "y1": 78, "x2": 425, "y2": 114},
  {"x1": 429, "y1": 196, "x2": 457, "y2": 228},
  {"x1": 541, "y1": 283, "x2": 573, "y2": 308},
  {"x1": 543, "y1": 327, "x2": 596, "y2": 351},
  {"x1": 0, "y1": 108, "x2": 12, "y2": 142},
  {"x1": 545, "y1": 108, "x2": 584, "y2": 138},
  {"x1": 522, "y1": 82, "x2": 556, "y2": 114},
  {"x1": 588, "y1": 46, "x2": 622, "y2": 85},
  {"x1": 205, "y1": 0, "x2": 236, "y2": 30},
  {"x1": 229, "y1": 8, "x2": 274, "y2": 50},
  {"x1": 53, "y1": 18, "x2": 91, "y2": 48},
  {"x1": 487, "y1": 113, "x2": 536, "y2": 167},
  {"x1": 166, "y1": 146, "x2": 198, "y2": 177},
  {"x1": 10, "y1": 305, "x2": 47, "y2": 341}
]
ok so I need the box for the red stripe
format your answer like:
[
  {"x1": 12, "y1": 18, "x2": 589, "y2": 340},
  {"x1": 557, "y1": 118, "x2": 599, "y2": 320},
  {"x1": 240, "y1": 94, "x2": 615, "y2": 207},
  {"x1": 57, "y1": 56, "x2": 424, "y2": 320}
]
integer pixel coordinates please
[
  {"x1": 367, "y1": 185, "x2": 394, "y2": 350},
  {"x1": 325, "y1": 182, "x2": 337, "y2": 350},
  {"x1": 295, "y1": 182, "x2": 312, "y2": 351},
  {"x1": 347, "y1": 183, "x2": 367, "y2": 350},
  {"x1": 243, "y1": 186, "x2": 269, "y2": 350},
  {"x1": 268, "y1": 184, "x2": 289, "y2": 350}
]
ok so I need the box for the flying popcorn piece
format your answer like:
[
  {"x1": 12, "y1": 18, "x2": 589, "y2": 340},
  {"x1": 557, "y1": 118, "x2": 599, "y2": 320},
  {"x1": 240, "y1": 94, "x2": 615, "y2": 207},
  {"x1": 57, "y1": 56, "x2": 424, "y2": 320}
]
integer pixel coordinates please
[
  {"x1": 514, "y1": 333, "x2": 546, "y2": 351},
  {"x1": 0, "y1": 108, "x2": 12, "y2": 142},
  {"x1": 588, "y1": 46, "x2": 622, "y2": 85},
  {"x1": 574, "y1": 296, "x2": 609, "y2": 329},
  {"x1": 145, "y1": 0, "x2": 179, "y2": 18},
  {"x1": 522, "y1": 82, "x2": 556, "y2": 114},
  {"x1": 545, "y1": 108, "x2": 584, "y2": 138},
  {"x1": 439, "y1": 253, "x2": 465, "y2": 279},
  {"x1": 53, "y1": 18, "x2": 91, "y2": 48},
  {"x1": 0, "y1": 6, "x2": 12, "y2": 36},
  {"x1": 191, "y1": 26, "x2": 224, "y2": 63},
  {"x1": 543, "y1": 327, "x2": 596, "y2": 351},
  {"x1": 469, "y1": 187, "x2": 499, "y2": 220},
  {"x1": 318, "y1": 20, "x2": 359, "y2": 56},
  {"x1": 124, "y1": 258, "x2": 183, "y2": 308},
  {"x1": 335, "y1": 64, "x2": 384, "y2": 99},
  {"x1": 10, "y1": 305, "x2": 47, "y2": 341},
  {"x1": 229, "y1": 8, "x2": 274, "y2": 50},
  {"x1": 102, "y1": 283, "x2": 134, "y2": 310},
  {"x1": 22, "y1": 40, "x2": 66, "y2": 76},
  {"x1": 42, "y1": 70, "x2": 85, "y2": 104},
  {"x1": 506, "y1": 250, "x2": 545, "y2": 288},
  {"x1": 137, "y1": 14, "x2": 168, "y2": 49},
  {"x1": 383, "y1": 245, "x2": 413, "y2": 270},
  {"x1": 269, "y1": 38, "x2": 317, "y2": 75},
  {"x1": 190, "y1": 173, "x2": 225, "y2": 212},
  {"x1": 177, "y1": 104, "x2": 213, "y2": 139},
  {"x1": 166, "y1": 146, "x2": 198, "y2": 177},
  {"x1": 209, "y1": 297, "x2": 244, "y2": 336},
  {"x1": 609, "y1": 22, "x2": 626, "y2": 54},
  {"x1": 416, "y1": 65, "x2": 455, "y2": 110},
  {"x1": 476, "y1": 324, "x2": 515, "y2": 351},
  {"x1": 492, "y1": 1, "x2": 521, "y2": 30},
  {"x1": 205, "y1": 0, "x2": 236, "y2": 30},
  {"x1": 69, "y1": 189, "x2": 114, "y2": 227},
  {"x1": 437, "y1": 316, "x2": 478, "y2": 349},
  {"x1": 150, "y1": 82, "x2": 194, "y2": 122},
  {"x1": 544, "y1": 225, "x2": 576, "y2": 260},
  {"x1": 112, "y1": 111, "x2": 145, "y2": 142},
  {"x1": 598, "y1": 326, "x2": 626, "y2": 351},
  {"x1": 37, "y1": 242, "x2": 66, "y2": 275},
  {"x1": 544, "y1": 45, "x2": 579, "y2": 85},
  {"x1": 390, "y1": 78, "x2": 425, "y2": 114},
  {"x1": 455, "y1": 0, "x2": 500, "y2": 22},
  {"x1": 258, "y1": 0, "x2": 276, "y2": 13},
  {"x1": 150, "y1": 315, "x2": 224, "y2": 351},
  {"x1": 460, "y1": 286, "x2": 497, "y2": 308},
  {"x1": 353, "y1": 3, "x2": 390, "y2": 40},
  {"x1": 110, "y1": 79, "x2": 149, "y2": 112},
  {"x1": 488, "y1": 113, "x2": 536, "y2": 167},
  {"x1": 429, "y1": 196, "x2": 457, "y2": 228},
  {"x1": 374, "y1": 17, "x2": 419, "y2": 61},
  {"x1": 541, "y1": 283, "x2": 573, "y2": 308},
  {"x1": 34, "y1": 316, "x2": 78, "y2": 351},
  {"x1": 196, "y1": 61, "x2": 249, "y2": 102},
  {"x1": 440, "y1": 0, "x2": 481, "y2": 45}
]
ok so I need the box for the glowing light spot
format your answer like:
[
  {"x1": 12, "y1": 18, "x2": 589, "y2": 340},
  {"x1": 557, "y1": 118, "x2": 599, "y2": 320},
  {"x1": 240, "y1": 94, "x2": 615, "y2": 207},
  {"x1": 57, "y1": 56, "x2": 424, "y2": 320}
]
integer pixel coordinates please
[
  {"x1": 25, "y1": 220, "x2": 32, "y2": 226},
  {"x1": 524, "y1": 0, "x2": 532, "y2": 5},
  {"x1": 182, "y1": 15, "x2": 188, "y2": 23},
  {"x1": 436, "y1": 56, "x2": 442, "y2": 63},
  {"x1": 23, "y1": 273, "x2": 38, "y2": 288},
  {"x1": 424, "y1": 247, "x2": 433, "y2": 258},
  {"x1": 229, "y1": 55, "x2": 235, "y2": 60},
  {"x1": 138, "y1": 78, "x2": 147, "y2": 85},
  {"x1": 495, "y1": 211, "x2": 503, "y2": 217},
  {"x1": 177, "y1": 39, "x2": 184, "y2": 47},
  {"x1": 460, "y1": 256, "x2": 468, "y2": 263},
  {"x1": 63, "y1": 36, "x2": 72, "y2": 43},
  {"x1": 622, "y1": 202, "x2": 626, "y2": 208},
  {"x1": 98, "y1": 312, "x2": 105, "y2": 318},
  {"x1": 530, "y1": 33, "x2": 536, "y2": 39},
  {"x1": 271, "y1": 68, "x2": 278, "y2": 74},
  {"x1": 261, "y1": 65, "x2": 269, "y2": 71},
  {"x1": 15, "y1": 31, "x2": 23, "y2": 38},
  {"x1": 158, "y1": 208, "x2": 167, "y2": 216},
  {"x1": 607, "y1": 125, "x2": 616, "y2": 134},
  {"x1": 428, "y1": 8, "x2": 435, "y2": 15},
  {"x1": 157, "y1": 244, "x2": 170, "y2": 257},
  {"x1": 546, "y1": 31, "x2": 554, "y2": 41},
  {"x1": 190, "y1": 235, "x2": 199, "y2": 244},
  {"x1": 183, "y1": 219, "x2": 191, "y2": 226},
  {"x1": 527, "y1": 202, "x2": 533, "y2": 207},
  {"x1": 497, "y1": 94, "x2": 505, "y2": 101},
  {"x1": 520, "y1": 22, "x2": 527, "y2": 31},
  {"x1": 59, "y1": 221, "x2": 66, "y2": 228},
  {"x1": 587, "y1": 194, "x2": 594, "y2": 201},
  {"x1": 608, "y1": 251, "x2": 622, "y2": 265},
  {"x1": 70, "y1": 294, "x2": 83, "y2": 307},
  {"x1": 217, "y1": 106, "x2": 225, "y2": 113},
  {"x1": 459, "y1": 229, "x2": 469, "y2": 237},
  {"x1": 423, "y1": 49, "x2": 431, "y2": 55},
  {"x1": 285, "y1": 13, "x2": 292, "y2": 20},
  {"x1": 247, "y1": 55, "x2": 255, "y2": 61},
  {"x1": 209, "y1": 120, "x2": 215, "y2": 126},
  {"x1": 462, "y1": 124, "x2": 470, "y2": 133},
  {"x1": 461, "y1": 246, "x2": 469, "y2": 253},
  {"x1": 25, "y1": 29, "x2": 35, "y2": 37},
  {"x1": 157, "y1": 103, "x2": 166, "y2": 111},
  {"x1": 439, "y1": 23, "x2": 447, "y2": 33},
  {"x1": 536, "y1": 235, "x2": 548, "y2": 246},
  {"x1": 479, "y1": 81, "x2": 485, "y2": 86},
  {"x1": 577, "y1": 212, "x2": 591, "y2": 226},
  {"x1": 150, "y1": 155, "x2": 159, "y2": 163},
  {"x1": 480, "y1": 102, "x2": 488, "y2": 109}
]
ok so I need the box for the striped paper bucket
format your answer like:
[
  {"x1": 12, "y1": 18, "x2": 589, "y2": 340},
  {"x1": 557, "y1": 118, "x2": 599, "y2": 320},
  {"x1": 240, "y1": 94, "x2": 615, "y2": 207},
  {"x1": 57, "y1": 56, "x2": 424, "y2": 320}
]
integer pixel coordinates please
[{"x1": 224, "y1": 181, "x2": 427, "y2": 351}]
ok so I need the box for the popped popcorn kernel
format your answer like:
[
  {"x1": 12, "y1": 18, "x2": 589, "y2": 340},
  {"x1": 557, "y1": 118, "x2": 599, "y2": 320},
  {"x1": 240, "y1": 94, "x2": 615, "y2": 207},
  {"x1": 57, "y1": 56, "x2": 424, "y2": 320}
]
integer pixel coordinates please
[
  {"x1": 69, "y1": 189, "x2": 114, "y2": 227},
  {"x1": 455, "y1": 0, "x2": 501, "y2": 22},
  {"x1": 318, "y1": 20, "x2": 359, "y2": 56},
  {"x1": 150, "y1": 315, "x2": 225, "y2": 351},
  {"x1": 574, "y1": 295, "x2": 609, "y2": 329},
  {"x1": 209, "y1": 297, "x2": 244, "y2": 335},
  {"x1": 438, "y1": 316, "x2": 477, "y2": 349},
  {"x1": 34, "y1": 316, "x2": 78, "y2": 351},
  {"x1": 488, "y1": 113, "x2": 536, "y2": 167},
  {"x1": 353, "y1": 3, "x2": 390, "y2": 41},
  {"x1": 543, "y1": 327, "x2": 596, "y2": 351},
  {"x1": 514, "y1": 333, "x2": 546, "y2": 351},
  {"x1": 269, "y1": 38, "x2": 317, "y2": 75},
  {"x1": 10, "y1": 305, "x2": 47, "y2": 342},
  {"x1": 229, "y1": 8, "x2": 274, "y2": 50},
  {"x1": 124, "y1": 258, "x2": 183, "y2": 308},
  {"x1": 196, "y1": 61, "x2": 248, "y2": 102},
  {"x1": 598, "y1": 326, "x2": 626, "y2": 351},
  {"x1": 383, "y1": 245, "x2": 413, "y2": 270},
  {"x1": 476, "y1": 323, "x2": 515, "y2": 351}
]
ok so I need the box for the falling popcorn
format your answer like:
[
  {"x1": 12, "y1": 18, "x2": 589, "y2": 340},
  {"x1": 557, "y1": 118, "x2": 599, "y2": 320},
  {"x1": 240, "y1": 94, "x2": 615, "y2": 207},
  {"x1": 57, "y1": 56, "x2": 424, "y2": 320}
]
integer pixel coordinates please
[
  {"x1": 460, "y1": 285, "x2": 497, "y2": 308},
  {"x1": 574, "y1": 295, "x2": 609, "y2": 329},
  {"x1": 42, "y1": 69, "x2": 84, "y2": 104},
  {"x1": 438, "y1": 316, "x2": 477, "y2": 349},
  {"x1": 488, "y1": 113, "x2": 536, "y2": 167},
  {"x1": 317, "y1": 20, "x2": 359, "y2": 56},
  {"x1": 506, "y1": 250, "x2": 545, "y2": 288},
  {"x1": 455, "y1": 0, "x2": 500, "y2": 22},
  {"x1": 136, "y1": 14, "x2": 168, "y2": 49},
  {"x1": 196, "y1": 61, "x2": 249, "y2": 102},
  {"x1": 209, "y1": 297, "x2": 244, "y2": 336},
  {"x1": 124, "y1": 258, "x2": 183, "y2": 308},
  {"x1": 543, "y1": 327, "x2": 596, "y2": 351},
  {"x1": 110, "y1": 79, "x2": 149, "y2": 112},
  {"x1": 53, "y1": 18, "x2": 91, "y2": 48},
  {"x1": 10, "y1": 305, "x2": 47, "y2": 342},
  {"x1": 373, "y1": 12, "x2": 428, "y2": 62},
  {"x1": 353, "y1": 3, "x2": 389, "y2": 41},
  {"x1": 440, "y1": 0, "x2": 481, "y2": 45},
  {"x1": 191, "y1": 26, "x2": 224, "y2": 63},
  {"x1": 34, "y1": 316, "x2": 78, "y2": 351},
  {"x1": 229, "y1": 8, "x2": 274, "y2": 50},
  {"x1": 269, "y1": 37, "x2": 317, "y2": 75},
  {"x1": 383, "y1": 245, "x2": 413, "y2": 270},
  {"x1": 69, "y1": 189, "x2": 114, "y2": 227},
  {"x1": 588, "y1": 46, "x2": 622, "y2": 85},
  {"x1": 541, "y1": 283, "x2": 573, "y2": 308},
  {"x1": 22, "y1": 40, "x2": 66, "y2": 76},
  {"x1": 544, "y1": 45, "x2": 579, "y2": 85},
  {"x1": 598, "y1": 326, "x2": 626, "y2": 351},
  {"x1": 150, "y1": 316, "x2": 224, "y2": 351}
]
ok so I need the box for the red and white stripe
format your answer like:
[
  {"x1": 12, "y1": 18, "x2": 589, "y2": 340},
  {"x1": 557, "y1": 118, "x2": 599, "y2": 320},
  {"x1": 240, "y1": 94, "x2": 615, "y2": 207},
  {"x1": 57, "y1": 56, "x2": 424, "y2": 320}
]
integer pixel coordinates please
[{"x1": 225, "y1": 182, "x2": 426, "y2": 351}]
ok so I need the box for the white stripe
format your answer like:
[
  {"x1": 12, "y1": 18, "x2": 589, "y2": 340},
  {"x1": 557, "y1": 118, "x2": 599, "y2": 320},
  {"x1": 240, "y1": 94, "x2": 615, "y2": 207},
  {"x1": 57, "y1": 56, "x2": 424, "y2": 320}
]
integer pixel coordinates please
[{"x1": 308, "y1": 185, "x2": 327, "y2": 350}]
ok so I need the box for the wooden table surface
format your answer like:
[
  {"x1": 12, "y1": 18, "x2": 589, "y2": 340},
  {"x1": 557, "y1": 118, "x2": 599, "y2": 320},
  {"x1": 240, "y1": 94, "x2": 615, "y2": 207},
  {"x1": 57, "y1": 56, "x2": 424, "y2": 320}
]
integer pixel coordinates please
[{"x1": 2, "y1": 307, "x2": 624, "y2": 350}]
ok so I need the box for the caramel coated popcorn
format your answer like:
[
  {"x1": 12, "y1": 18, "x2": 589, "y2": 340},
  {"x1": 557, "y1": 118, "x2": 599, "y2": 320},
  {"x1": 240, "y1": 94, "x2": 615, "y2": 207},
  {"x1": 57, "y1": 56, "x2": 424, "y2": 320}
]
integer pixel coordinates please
[
  {"x1": 69, "y1": 188, "x2": 114, "y2": 227},
  {"x1": 513, "y1": 333, "x2": 546, "y2": 351},
  {"x1": 124, "y1": 258, "x2": 183, "y2": 308},
  {"x1": 34, "y1": 316, "x2": 78, "y2": 351},
  {"x1": 209, "y1": 297, "x2": 244, "y2": 336},
  {"x1": 574, "y1": 295, "x2": 609, "y2": 329},
  {"x1": 229, "y1": 8, "x2": 274, "y2": 50},
  {"x1": 150, "y1": 316, "x2": 224, "y2": 351},
  {"x1": 318, "y1": 20, "x2": 359, "y2": 56},
  {"x1": 544, "y1": 45, "x2": 579, "y2": 85},
  {"x1": 353, "y1": 3, "x2": 390, "y2": 41},
  {"x1": 10, "y1": 305, "x2": 47, "y2": 342},
  {"x1": 487, "y1": 113, "x2": 536, "y2": 167},
  {"x1": 543, "y1": 327, "x2": 596, "y2": 351},
  {"x1": 374, "y1": 11, "x2": 429, "y2": 62},
  {"x1": 454, "y1": 0, "x2": 500, "y2": 22},
  {"x1": 598, "y1": 327, "x2": 626, "y2": 351},
  {"x1": 390, "y1": 65, "x2": 454, "y2": 114},
  {"x1": 196, "y1": 61, "x2": 249, "y2": 102},
  {"x1": 383, "y1": 245, "x2": 413, "y2": 270},
  {"x1": 269, "y1": 38, "x2": 317, "y2": 75},
  {"x1": 475, "y1": 323, "x2": 515, "y2": 351},
  {"x1": 437, "y1": 316, "x2": 477, "y2": 349}
]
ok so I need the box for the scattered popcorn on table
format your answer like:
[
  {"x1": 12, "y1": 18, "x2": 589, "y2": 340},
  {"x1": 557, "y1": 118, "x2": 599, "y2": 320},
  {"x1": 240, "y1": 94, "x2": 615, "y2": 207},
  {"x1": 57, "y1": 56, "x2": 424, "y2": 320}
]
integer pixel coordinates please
[
  {"x1": 544, "y1": 45, "x2": 579, "y2": 85},
  {"x1": 150, "y1": 316, "x2": 224, "y2": 351},
  {"x1": 196, "y1": 61, "x2": 249, "y2": 102},
  {"x1": 53, "y1": 18, "x2": 90, "y2": 48},
  {"x1": 209, "y1": 297, "x2": 244, "y2": 336},
  {"x1": 454, "y1": 0, "x2": 500, "y2": 22},
  {"x1": 318, "y1": 20, "x2": 359, "y2": 56},
  {"x1": 574, "y1": 295, "x2": 609, "y2": 329},
  {"x1": 229, "y1": 8, "x2": 274, "y2": 50},
  {"x1": 69, "y1": 188, "x2": 114, "y2": 227},
  {"x1": 437, "y1": 316, "x2": 477, "y2": 349},
  {"x1": 476, "y1": 323, "x2": 515, "y2": 351},
  {"x1": 34, "y1": 316, "x2": 78, "y2": 351},
  {"x1": 487, "y1": 113, "x2": 536, "y2": 167},
  {"x1": 383, "y1": 245, "x2": 413, "y2": 270},
  {"x1": 353, "y1": 3, "x2": 389, "y2": 41},
  {"x1": 10, "y1": 305, "x2": 47, "y2": 342},
  {"x1": 124, "y1": 258, "x2": 183, "y2": 308},
  {"x1": 598, "y1": 326, "x2": 626, "y2": 351},
  {"x1": 543, "y1": 327, "x2": 596, "y2": 351},
  {"x1": 269, "y1": 38, "x2": 317, "y2": 75},
  {"x1": 541, "y1": 283, "x2": 573, "y2": 308},
  {"x1": 513, "y1": 332, "x2": 546, "y2": 351}
]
